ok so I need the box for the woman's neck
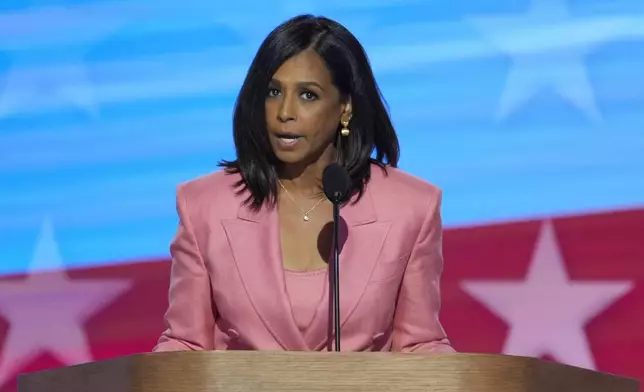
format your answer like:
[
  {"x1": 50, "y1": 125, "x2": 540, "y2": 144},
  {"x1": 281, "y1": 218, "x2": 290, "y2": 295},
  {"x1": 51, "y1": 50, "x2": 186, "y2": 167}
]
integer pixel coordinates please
[{"x1": 278, "y1": 157, "x2": 333, "y2": 199}]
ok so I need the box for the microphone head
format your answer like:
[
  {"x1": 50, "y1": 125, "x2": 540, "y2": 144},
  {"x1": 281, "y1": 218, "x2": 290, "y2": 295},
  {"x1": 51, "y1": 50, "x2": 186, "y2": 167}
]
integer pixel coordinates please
[{"x1": 322, "y1": 163, "x2": 352, "y2": 204}]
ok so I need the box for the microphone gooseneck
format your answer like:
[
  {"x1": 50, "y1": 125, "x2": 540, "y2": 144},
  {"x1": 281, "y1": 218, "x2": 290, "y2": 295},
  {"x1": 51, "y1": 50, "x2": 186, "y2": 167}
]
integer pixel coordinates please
[{"x1": 322, "y1": 163, "x2": 351, "y2": 352}]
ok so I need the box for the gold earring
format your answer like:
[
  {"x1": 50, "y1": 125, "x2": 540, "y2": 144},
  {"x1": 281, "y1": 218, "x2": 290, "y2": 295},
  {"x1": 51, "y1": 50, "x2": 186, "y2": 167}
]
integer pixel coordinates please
[{"x1": 340, "y1": 118, "x2": 350, "y2": 137}]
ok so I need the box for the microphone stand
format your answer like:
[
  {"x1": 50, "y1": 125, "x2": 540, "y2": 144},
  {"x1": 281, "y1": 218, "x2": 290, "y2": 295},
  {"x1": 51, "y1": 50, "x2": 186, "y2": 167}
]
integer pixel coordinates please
[
  {"x1": 331, "y1": 196, "x2": 341, "y2": 352},
  {"x1": 322, "y1": 163, "x2": 349, "y2": 353}
]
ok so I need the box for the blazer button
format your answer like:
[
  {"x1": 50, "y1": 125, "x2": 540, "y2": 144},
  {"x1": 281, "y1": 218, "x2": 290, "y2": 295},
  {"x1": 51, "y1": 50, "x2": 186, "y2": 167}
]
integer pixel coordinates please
[{"x1": 227, "y1": 328, "x2": 240, "y2": 340}]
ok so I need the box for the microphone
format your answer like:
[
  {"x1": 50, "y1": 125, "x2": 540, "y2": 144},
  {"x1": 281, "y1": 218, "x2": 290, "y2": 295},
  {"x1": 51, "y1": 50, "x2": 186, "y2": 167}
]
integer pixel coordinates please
[{"x1": 322, "y1": 163, "x2": 352, "y2": 352}]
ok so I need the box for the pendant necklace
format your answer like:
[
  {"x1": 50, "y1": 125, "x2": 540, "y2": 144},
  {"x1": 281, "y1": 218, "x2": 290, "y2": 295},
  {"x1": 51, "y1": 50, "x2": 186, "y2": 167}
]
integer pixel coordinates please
[{"x1": 278, "y1": 179, "x2": 327, "y2": 221}]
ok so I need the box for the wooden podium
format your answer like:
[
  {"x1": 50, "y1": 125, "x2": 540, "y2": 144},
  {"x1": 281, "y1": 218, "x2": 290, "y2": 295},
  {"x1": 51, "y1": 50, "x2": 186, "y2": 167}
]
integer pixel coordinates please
[{"x1": 17, "y1": 351, "x2": 640, "y2": 392}]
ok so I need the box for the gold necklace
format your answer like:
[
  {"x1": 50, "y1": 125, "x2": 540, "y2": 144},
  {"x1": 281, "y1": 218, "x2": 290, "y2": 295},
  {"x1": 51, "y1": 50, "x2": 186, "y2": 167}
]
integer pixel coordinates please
[{"x1": 277, "y1": 179, "x2": 327, "y2": 221}]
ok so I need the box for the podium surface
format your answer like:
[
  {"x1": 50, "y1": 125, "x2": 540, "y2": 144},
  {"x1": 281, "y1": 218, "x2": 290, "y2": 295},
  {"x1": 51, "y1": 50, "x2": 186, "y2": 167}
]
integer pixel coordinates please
[{"x1": 17, "y1": 351, "x2": 640, "y2": 392}]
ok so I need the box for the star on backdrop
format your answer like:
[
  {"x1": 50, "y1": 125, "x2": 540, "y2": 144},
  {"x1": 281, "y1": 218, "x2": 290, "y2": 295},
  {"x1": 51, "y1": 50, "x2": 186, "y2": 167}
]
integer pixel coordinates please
[
  {"x1": 0, "y1": 218, "x2": 132, "y2": 388},
  {"x1": 460, "y1": 220, "x2": 634, "y2": 370},
  {"x1": 0, "y1": 5, "x2": 127, "y2": 118},
  {"x1": 467, "y1": 0, "x2": 629, "y2": 123}
]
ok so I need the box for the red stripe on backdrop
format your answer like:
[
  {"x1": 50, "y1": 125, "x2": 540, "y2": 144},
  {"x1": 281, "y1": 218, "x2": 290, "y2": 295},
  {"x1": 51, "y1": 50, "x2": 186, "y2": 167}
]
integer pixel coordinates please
[{"x1": 0, "y1": 208, "x2": 642, "y2": 391}]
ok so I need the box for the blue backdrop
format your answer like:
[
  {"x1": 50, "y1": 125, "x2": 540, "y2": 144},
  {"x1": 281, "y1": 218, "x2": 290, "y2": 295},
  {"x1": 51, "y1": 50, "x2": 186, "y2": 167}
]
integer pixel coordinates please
[{"x1": 1, "y1": 0, "x2": 643, "y2": 274}]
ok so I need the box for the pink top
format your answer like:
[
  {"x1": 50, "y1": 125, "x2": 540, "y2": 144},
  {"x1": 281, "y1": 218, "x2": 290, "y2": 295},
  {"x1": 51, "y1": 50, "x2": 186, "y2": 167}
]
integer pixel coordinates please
[{"x1": 284, "y1": 269, "x2": 327, "y2": 333}]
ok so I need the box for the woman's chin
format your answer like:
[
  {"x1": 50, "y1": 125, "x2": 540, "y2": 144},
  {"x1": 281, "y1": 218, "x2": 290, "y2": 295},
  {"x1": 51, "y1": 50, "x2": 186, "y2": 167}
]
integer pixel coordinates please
[
  {"x1": 271, "y1": 142, "x2": 308, "y2": 162},
  {"x1": 271, "y1": 143, "x2": 333, "y2": 168},
  {"x1": 274, "y1": 150, "x2": 307, "y2": 165}
]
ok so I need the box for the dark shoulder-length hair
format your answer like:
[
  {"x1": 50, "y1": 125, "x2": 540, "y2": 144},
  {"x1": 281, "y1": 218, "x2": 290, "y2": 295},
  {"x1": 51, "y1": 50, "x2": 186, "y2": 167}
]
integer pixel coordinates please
[{"x1": 219, "y1": 14, "x2": 400, "y2": 210}]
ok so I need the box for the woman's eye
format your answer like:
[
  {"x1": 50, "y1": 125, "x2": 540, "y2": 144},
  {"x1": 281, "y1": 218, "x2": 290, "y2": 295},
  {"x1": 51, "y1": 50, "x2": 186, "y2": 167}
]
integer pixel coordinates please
[
  {"x1": 301, "y1": 91, "x2": 318, "y2": 100},
  {"x1": 268, "y1": 88, "x2": 280, "y2": 97}
]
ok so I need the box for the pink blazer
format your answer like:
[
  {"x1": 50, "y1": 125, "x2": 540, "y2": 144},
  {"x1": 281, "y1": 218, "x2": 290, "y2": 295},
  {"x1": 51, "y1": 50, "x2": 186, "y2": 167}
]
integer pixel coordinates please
[{"x1": 153, "y1": 164, "x2": 455, "y2": 353}]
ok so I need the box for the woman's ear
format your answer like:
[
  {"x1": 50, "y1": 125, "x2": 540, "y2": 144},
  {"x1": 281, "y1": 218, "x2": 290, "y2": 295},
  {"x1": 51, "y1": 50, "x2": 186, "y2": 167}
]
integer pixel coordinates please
[{"x1": 342, "y1": 99, "x2": 352, "y2": 119}]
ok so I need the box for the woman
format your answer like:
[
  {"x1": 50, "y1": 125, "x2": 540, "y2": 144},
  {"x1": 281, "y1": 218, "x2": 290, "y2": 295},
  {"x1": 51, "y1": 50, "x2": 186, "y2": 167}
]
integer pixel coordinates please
[{"x1": 153, "y1": 14, "x2": 454, "y2": 353}]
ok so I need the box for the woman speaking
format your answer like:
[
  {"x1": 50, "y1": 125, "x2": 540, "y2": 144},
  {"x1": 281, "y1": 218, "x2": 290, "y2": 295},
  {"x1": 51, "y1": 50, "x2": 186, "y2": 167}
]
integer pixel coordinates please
[{"x1": 153, "y1": 14, "x2": 455, "y2": 353}]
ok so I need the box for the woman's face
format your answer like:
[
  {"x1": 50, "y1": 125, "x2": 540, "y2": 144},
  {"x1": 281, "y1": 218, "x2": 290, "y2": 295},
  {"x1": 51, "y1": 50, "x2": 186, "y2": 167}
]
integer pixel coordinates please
[{"x1": 265, "y1": 49, "x2": 350, "y2": 168}]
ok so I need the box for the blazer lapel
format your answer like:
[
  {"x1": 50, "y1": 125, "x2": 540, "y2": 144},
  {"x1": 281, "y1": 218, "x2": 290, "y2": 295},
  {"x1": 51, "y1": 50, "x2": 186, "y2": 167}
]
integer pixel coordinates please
[
  {"x1": 304, "y1": 187, "x2": 391, "y2": 350},
  {"x1": 221, "y1": 202, "x2": 308, "y2": 351}
]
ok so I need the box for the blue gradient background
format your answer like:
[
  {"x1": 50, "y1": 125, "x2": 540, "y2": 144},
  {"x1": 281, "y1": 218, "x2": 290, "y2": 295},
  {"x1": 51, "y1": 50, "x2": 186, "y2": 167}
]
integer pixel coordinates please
[{"x1": 1, "y1": 0, "x2": 643, "y2": 274}]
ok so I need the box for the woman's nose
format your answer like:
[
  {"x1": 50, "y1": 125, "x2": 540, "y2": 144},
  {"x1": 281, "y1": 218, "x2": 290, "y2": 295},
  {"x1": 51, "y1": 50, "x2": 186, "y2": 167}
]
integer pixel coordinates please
[{"x1": 278, "y1": 97, "x2": 297, "y2": 122}]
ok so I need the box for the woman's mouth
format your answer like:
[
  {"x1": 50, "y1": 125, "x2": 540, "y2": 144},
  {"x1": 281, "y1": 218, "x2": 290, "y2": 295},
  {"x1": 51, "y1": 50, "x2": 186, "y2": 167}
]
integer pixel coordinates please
[{"x1": 274, "y1": 132, "x2": 303, "y2": 150}]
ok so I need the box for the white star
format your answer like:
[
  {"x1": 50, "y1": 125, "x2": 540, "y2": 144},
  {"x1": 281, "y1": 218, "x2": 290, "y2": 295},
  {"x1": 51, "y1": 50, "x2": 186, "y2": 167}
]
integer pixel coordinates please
[
  {"x1": 468, "y1": 0, "x2": 627, "y2": 122},
  {"x1": 461, "y1": 220, "x2": 634, "y2": 370},
  {"x1": 0, "y1": 218, "x2": 132, "y2": 388},
  {"x1": 0, "y1": 6, "x2": 125, "y2": 118}
]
